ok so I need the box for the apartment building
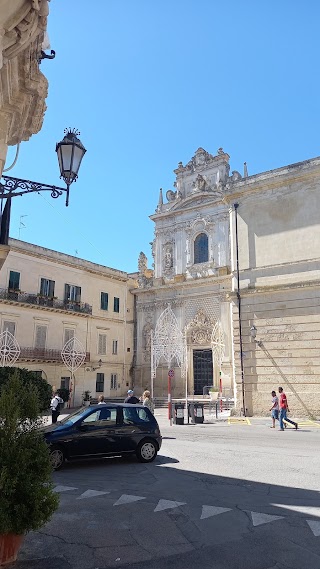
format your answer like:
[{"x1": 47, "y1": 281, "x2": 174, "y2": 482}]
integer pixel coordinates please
[{"x1": 0, "y1": 239, "x2": 136, "y2": 405}]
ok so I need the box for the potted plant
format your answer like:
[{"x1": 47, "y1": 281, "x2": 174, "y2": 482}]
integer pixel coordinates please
[
  {"x1": 209, "y1": 387, "x2": 219, "y2": 401},
  {"x1": 0, "y1": 372, "x2": 59, "y2": 566},
  {"x1": 82, "y1": 390, "x2": 91, "y2": 406}
]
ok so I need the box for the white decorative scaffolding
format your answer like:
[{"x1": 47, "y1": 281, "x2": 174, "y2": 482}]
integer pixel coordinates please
[
  {"x1": 151, "y1": 305, "x2": 186, "y2": 400},
  {"x1": 0, "y1": 330, "x2": 20, "y2": 367},
  {"x1": 61, "y1": 337, "x2": 86, "y2": 405}
]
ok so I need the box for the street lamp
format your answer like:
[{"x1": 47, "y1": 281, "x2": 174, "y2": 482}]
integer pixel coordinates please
[
  {"x1": 250, "y1": 324, "x2": 262, "y2": 347},
  {"x1": 56, "y1": 129, "x2": 86, "y2": 206},
  {"x1": 0, "y1": 129, "x2": 86, "y2": 244}
]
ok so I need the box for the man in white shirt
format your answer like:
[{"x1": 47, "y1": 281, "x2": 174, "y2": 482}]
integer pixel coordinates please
[
  {"x1": 50, "y1": 392, "x2": 63, "y2": 424},
  {"x1": 269, "y1": 390, "x2": 279, "y2": 428}
]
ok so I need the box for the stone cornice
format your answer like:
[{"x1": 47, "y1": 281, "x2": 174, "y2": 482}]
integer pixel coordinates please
[
  {"x1": 131, "y1": 272, "x2": 231, "y2": 296},
  {"x1": 8, "y1": 238, "x2": 130, "y2": 282},
  {"x1": 227, "y1": 279, "x2": 320, "y2": 299}
]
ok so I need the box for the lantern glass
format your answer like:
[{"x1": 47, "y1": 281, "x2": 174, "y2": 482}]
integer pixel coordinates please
[{"x1": 56, "y1": 130, "x2": 86, "y2": 186}]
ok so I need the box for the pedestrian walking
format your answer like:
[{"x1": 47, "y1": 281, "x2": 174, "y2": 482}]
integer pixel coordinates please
[
  {"x1": 50, "y1": 392, "x2": 63, "y2": 424},
  {"x1": 142, "y1": 390, "x2": 154, "y2": 414},
  {"x1": 124, "y1": 389, "x2": 139, "y2": 404},
  {"x1": 269, "y1": 390, "x2": 279, "y2": 428},
  {"x1": 278, "y1": 387, "x2": 298, "y2": 431}
]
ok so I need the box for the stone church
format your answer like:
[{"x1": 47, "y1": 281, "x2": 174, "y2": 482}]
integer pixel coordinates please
[{"x1": 133, "y1": 147, "x2": 320, "y2": 417}]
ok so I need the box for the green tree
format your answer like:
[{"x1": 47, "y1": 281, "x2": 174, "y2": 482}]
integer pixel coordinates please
[
  {"x1": 0, "y1": 367, "x2": 52, "y2": 412},
  {"x1": 0, "y1": 371, "x2": 59, "y2": 535}
]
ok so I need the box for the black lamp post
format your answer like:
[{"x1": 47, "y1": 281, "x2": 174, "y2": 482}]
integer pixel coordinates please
[{"x1": 0, "y1": 129, "x2": 86, "y2": 244}]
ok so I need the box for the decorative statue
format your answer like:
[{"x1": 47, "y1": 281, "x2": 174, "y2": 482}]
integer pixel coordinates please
[
  {"x1": 138, "y1": 252, "x2": 148, "y2": 274},
  {"x1": 164, "y1": 244, "x2": 173, "y2": 270}
]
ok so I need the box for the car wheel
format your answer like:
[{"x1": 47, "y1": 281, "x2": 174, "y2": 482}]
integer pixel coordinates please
[
  {"x1": 136, "y1": 440, "x2": 157, "y2": 463},
  {"x1": 50, "y1": 446, "x2": 65, "y2": 470}
]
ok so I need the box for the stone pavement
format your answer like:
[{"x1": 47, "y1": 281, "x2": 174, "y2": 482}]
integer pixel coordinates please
[{"x1": 17, "y1": 408, "x2": 320, "y2": 568}]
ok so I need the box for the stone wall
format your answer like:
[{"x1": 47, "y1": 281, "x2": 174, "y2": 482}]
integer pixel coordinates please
[{"x1": 232, "y1": 284, "x2": 320, "y2": 417}]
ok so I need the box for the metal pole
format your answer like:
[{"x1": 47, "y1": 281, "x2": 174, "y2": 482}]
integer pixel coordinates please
[
  {"x1": 168, "y1": 370, "x2": 172, "y2": 425},
  {"x1": 234, "y1": 203, "x2": 246, "y2": 417}
]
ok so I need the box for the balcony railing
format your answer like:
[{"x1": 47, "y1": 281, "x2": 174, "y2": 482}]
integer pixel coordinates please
[
  {"x1": 0, "y1": 289, "x2": 92, "y2": 315},
  {"x1": 19, "y1": 347, "x2": 90, "y2": 362}
]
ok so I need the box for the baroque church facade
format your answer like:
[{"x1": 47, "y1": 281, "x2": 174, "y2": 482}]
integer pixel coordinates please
[{"x1": 133, "y1": 147, "x2": 320, "y2": 417}]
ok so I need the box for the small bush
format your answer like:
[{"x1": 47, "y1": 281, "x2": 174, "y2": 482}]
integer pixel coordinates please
[
  {"x1": 0, "y1": 371, "x2": 59, "y2": 535},
  {"x1": 0, "y1": 367, "x2": 52, "y2": 412}
]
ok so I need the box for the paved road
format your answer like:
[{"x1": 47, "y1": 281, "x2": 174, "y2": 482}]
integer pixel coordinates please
[{"x1": 17, "y1": 412, "x2": 320, "y2": 569}]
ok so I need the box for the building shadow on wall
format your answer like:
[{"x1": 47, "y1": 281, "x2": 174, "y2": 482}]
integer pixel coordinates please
[{"x1": 260, "y1": 343, "x2": 314, "y2": 418}]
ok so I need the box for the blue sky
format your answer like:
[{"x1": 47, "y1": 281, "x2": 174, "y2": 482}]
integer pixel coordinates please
[{"x1": 5, "y1": 0, "x2": 320, "y2": 273}]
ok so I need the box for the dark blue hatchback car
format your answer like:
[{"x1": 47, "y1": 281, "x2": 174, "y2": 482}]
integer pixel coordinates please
[{"x1": 43, "y1": 403, "x2": 162, "y2": 470}]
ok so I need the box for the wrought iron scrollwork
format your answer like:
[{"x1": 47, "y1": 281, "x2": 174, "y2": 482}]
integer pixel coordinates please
[
  {"x1": 0, "y1": 176, "x2": 65, "y2": 200},
  {"x1": 39, "y1": 50, "x2": 56, "y2": 64}
]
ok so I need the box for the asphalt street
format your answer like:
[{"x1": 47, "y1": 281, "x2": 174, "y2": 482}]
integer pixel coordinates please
[{"x1": 17, "y1": 411, "x2": 320, "y2": 569}]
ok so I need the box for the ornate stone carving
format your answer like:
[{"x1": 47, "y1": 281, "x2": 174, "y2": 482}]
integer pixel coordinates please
[
  {"x1": 187, "y1": 309, "x2": 214, "y2": 345},
  {"x1": 137, "y1": 251, "x2": 153, "y2": 289},
  {"x1": 230, "y1": 170, "x2": 242, "y2": 182},
  {"x1": 174, "y1": 147, "x2": 230, "y2": 176},
  {"x1": 163, "y1": 242, "x2": 173, "y2": 271},
  {"x1": 142, "y1": 320, "x2": 153, "y2": 361},
  {"x1": 138, "y1": 251, "x2": 148, "y2": 274}
]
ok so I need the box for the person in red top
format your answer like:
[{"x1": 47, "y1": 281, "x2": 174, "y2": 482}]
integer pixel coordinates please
[{"x1": 278, "y1": 387, "x2": 298, "y2": 431}]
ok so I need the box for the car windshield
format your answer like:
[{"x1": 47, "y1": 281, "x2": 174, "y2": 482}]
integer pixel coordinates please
[{"x1": 59, "y1": 407, "x2": 88, "y2": 425}]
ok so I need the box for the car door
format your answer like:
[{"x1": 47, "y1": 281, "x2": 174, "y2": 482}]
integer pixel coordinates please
[
  {"x1": 120, "y1": 406, "x2": 155, "y2": 452},
  {"x1": 70, "y1": 406, "x2": 121, "y2": 458}
]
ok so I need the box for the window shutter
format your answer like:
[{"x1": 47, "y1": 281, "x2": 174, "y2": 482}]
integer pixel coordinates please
[
  {"x1": 9, "y1": 271, "x2": 20, "y2": 290},
  {"x1": 98, "y1": 334, "x2": 107, "y2": 355},
  {"x1": 40, "y1": 278, "x2": 46, "y2": 296},
  {"x1": 35, "y1": 325, "x2": 47, "y2": 349},
  {"x1": 48, "y1": 280, "x2": 55, "y2": 297},
  {"x1": 75, "y1": 286, "x2": 81, "y2": 303},
  {"x1": 64, "y1": 283, "x2": 70, "y2": 301},
  {"x1": 3, "y1": 321, "x2": 16, "y2": 336},
  {"x1": 64, "y1": 328, "x2": 75, "y2": 345}
]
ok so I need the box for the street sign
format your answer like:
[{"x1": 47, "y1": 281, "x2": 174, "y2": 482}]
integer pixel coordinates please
[{"x1": 168, "y1": 369, "x2": 174, "y2": 378}]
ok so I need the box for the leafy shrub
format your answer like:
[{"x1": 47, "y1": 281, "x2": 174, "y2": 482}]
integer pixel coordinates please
[
  {"x1": 0, "y1": 367, "x2": 52, "y2": 412},
  {"x1": 0, "y1": 371, "x2": 59, "y2": 534}
]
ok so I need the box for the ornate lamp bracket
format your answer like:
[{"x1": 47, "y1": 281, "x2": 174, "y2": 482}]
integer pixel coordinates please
[{"x1": 39, "y1": 49, "x2": 56, "y2": 63}]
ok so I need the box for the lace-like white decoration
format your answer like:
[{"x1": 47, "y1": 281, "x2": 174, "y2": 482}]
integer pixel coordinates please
[
  {"x1": 151, "y1": 305, "x2": 186, "y2": 378},
  {"x1": 61, "y1": 337, "x2": 86, "y2": 373},
  {"x1": 0, "y1": 330, "x2": 20, "y2": 367},
  {"x1": 211, "y1": 321, "x2": 225, "y2": 367}
]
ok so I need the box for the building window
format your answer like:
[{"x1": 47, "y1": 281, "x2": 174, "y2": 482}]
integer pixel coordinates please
[
  {"x1": 96, "y1": 373, "x2": 104, "y2": 392},
  {"x1": 127, "y1": 347, "x2": 131, "y2": 352},
  {"x1": 35, "y1": 325, "x2": 47, "y2": 349},
  {"x1": 194, "y1": 233, "x2": 209, "y2": 264},
  {"x1": 40, "y1": 278, "x2": 55, "y2": 297},
  {"x1": 98, "y1": 334, "x2": 107, "y2": 355},
  {"x1": 60, "y1": 377, "x2": 70, "y2": 389},
  {"x1": 113, "y1": 297, "x2": 120, "y2": 313},
  {"x1": 8, "y1": 271, "x2": 20, "y2": 291},
  {"x1": 110, "y1": 374, "x2": 117, "y2": 390},
  {"x1": 64, "y1": 328, "x2": 75, "y2": 345},
  {"x1": 101, "y1": 292, "x2": 109, "y2": 311},
  {"x1": 3, "y1": 321, "x2": 16, "y2": 336},
  {"x1": 112, "y1": 340, "x2": 118, "y2": 355},
  {"x1": 64, "y1": 284, "x2": 81, "y2": 303}
]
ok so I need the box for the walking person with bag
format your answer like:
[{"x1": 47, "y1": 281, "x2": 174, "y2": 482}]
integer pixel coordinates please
[{"x1": 278, "y1": 387, "x2": 298, "y2": 431}]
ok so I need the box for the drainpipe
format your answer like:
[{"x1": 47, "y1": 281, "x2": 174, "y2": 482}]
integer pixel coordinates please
[{"x1": 234, "y1": 203, "x2": 246, "y2": 417}]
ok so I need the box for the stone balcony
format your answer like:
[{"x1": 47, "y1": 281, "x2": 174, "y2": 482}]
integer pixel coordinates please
[
  {"x1": 19, "y1": 347, "x2": 90, "y2": 363},
  {"x1": 0, "y1": 288, "x2": 92, "y2": 315}
]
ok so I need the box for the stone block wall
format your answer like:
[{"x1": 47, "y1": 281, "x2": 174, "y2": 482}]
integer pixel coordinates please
[{"x1": 232, "y1": 285, "x2": 320, "y2": 418}]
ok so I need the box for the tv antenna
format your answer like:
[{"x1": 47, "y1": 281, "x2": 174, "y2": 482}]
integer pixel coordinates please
[{"x1": 18, "y1": 215, "x2": 27, "y2": 239}]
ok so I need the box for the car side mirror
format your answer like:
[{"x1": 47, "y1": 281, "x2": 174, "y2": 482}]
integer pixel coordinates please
[{"x1": 78, "y1": 423, "x2": 88, "y2": 431}]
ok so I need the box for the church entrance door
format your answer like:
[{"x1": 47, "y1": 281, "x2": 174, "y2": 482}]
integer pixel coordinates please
[{"x1": 193, "y1": 349, "x2": 213, "y2": 395}]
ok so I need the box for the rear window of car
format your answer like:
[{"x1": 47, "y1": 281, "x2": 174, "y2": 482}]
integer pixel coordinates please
[{"x1": 122, "y1": 406, "x2": 153, "y2": 425}]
